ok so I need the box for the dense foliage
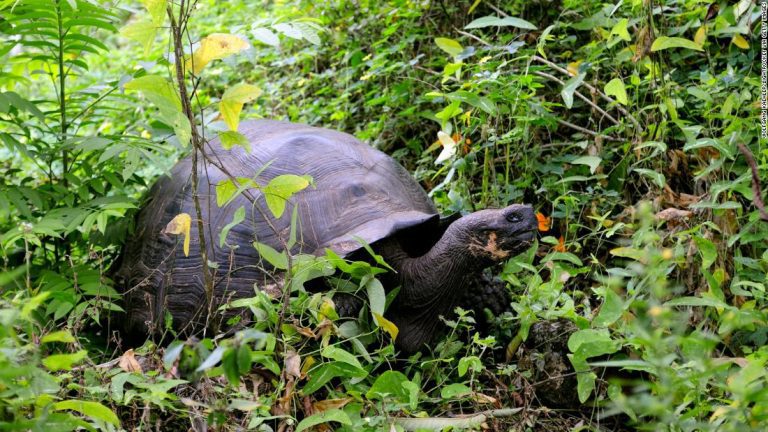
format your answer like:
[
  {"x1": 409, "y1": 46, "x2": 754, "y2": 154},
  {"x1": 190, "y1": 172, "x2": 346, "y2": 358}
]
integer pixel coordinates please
[{"x1": 0, "y1": 0, "x2": 765, "y2": 430}]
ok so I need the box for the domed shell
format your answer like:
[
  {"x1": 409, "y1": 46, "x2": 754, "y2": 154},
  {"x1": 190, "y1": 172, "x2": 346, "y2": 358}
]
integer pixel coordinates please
[{"x1": 116, "y1": 120, "x2": 438, "y2": 335}]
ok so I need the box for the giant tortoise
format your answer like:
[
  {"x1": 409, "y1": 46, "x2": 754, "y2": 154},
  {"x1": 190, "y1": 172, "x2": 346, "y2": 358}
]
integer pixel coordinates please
[{"x1": 114, "y1": 120, "x2": 536, "y2": 353}]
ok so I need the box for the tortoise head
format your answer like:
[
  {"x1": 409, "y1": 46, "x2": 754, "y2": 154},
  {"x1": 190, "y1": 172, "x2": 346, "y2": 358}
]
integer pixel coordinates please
[{"x1": 459, "y1": 204, "x2": 537, "y2": 263}]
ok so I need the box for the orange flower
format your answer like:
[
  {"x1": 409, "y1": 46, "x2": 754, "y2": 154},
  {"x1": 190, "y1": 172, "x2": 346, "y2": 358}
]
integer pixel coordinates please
[
  {"x1": 554, "y1": 235, "x2": 566, "y2": 252},
  {"x1": 536, "y1": 212, "x2": 551, "y2": 232}
]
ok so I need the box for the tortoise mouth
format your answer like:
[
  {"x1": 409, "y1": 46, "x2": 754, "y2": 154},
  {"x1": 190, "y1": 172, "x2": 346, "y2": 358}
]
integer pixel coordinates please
[{"x1": 501, "y1": 228, "x2": 536, "y2": 252}]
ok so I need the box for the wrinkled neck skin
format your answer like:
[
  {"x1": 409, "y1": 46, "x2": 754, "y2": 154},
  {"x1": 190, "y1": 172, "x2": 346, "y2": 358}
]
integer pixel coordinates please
[{"x1": 378, "y1": 222, "x2": 490, "y2": 354}]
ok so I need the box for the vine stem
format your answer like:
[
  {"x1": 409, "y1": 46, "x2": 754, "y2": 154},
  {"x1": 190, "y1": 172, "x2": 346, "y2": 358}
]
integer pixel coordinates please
[{"x1": 167, "y1": 3, "x2": 215, "y2": 322}]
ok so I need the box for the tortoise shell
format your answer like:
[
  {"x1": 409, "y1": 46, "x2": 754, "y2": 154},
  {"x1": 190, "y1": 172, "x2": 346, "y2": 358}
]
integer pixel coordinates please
[{"x1": 115, "y1": 120, "x2": 439, "y2": 335}]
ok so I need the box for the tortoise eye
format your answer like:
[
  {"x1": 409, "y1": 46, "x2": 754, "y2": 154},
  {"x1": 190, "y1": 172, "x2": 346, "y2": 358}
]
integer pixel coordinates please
[{"x1": 506, "y1": 213, "x2": 522, "y2": 223}]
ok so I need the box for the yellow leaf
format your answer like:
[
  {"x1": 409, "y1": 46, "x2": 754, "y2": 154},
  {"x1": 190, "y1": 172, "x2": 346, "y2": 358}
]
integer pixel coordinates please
[
  {"x1": 220, "y1": 83, "x2": 262, "y2": 131},
  {"x1": 139, "y1": 0, "x2": 166, "y2": 25},
  {"x1": 186, "y1": 34, "x2": 249, "y2": 74},
  {"x1": 373, "y1": 312, "x2": 399, "y2": 341},
  {"x1": 567, "y1": 60, "x2": 582, "y2": 76},
  {"x1": 164, "y1": 213, "x2": 191, "y2": 256},
  {"x1": 694, "y1": 26, "x2": 707, "y2": 47},
  {"x1": 731, "y1": 34, "x2": 749, "y2": 50}
]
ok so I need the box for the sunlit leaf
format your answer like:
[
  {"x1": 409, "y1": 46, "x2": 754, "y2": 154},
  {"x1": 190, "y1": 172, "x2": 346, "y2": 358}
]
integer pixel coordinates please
[
  {"x1": 373, "y1": 312, "x2": 399, "y2": 340},
  {"x1": 163, "y1": 213, "x2": 192, "y2": 257},
  {"x1": 262, "y1": 174, "x2": 311, "y2": 218},
  {"x1": 435, "y1": 37, "x2": 463, "y2": 57},
  {"x1": 572, "y1": 156, "x2": 602, "y2": 174},
  {"x1": 219, "y1": 130, "x2": 250, "y2": 151},
  {"x1": 651, "y1": 36, "x2": 703, "y2": 52},
  {"x1": 53, "y1": 400, "x2": 120, "y2": 426},
  {"x1": 253, "y1": 241, "x2": 288, "y2": 270},
  {"x1": 187, "y1": 33, "x2": 249, "y2": 74},
  {"x1": 220, "y1": 83, "x2": 262, "y2": 131},
  {"x1": 610, "y1": 18, "x2": 630, "y2": 41},
  {"x1": 731, "y1": 34, "x2": 749, "y2": 50},
  {"x1": 139, "y1": 0, "x2": 166, "y2": 25},
  {"x1": 694, "y1": 26, "x2": 707, "y2": 46},
  {"x1": 43, "y1": 350, "x2": 88, "y2": 371},
  {"x1": 604, "y1": 78, "x2": 628, "y2": 105},
  {"x1": 120, "y1": 20, "x2": 157, "y2": 56}
]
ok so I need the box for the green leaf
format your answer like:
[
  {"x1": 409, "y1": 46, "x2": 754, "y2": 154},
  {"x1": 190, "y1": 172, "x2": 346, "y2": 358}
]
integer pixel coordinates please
[
  {"x1": 253, "y1": 241, "x2": 288, "y2": 270},
  {"x1": 303, "y1": 361, "x2": 367, "y2": 394},
  {"x1": 321, "y1": 345, "x2": 365, "y2": 372},
  {"x1": 53, "y1": 400, "x2": 119, "y2": 426},
  {"x1": 119, "y1": 19, "x2": 157, "y2": 56},
  {"x1": 458, "y1": 356, "x2": 482, "y2": 377},
  {"x1": 219, "y1": 206, "x2": 246, "y2": 248},
  {"x1": 604, "y1": 78, "x2": 628, "y2": 105},
  {"x1": 560, "y1": 73, "x2": 585, "y2": 109},
  {"x1": 610, "y1": 18, "x2": 630, "y2": 41},
  {"x1": 219, "y1": 131, "x2": 250, "y2": 151},
  {"x1": 593, "y1": 288, "x2": 624, "y2": 327},
  {"x1": 571, "y1": 156, "x2": 601, "y2": 174},
  {"x1": 651, "y1": 36, "x2": 703, "y2": 52},
  {"x1": 43, "y1": 350, "x2": 88, "y2": 371},
  {"x1": 632, "y1": 168, "x2": 666, "y2": 188},
  {"x1": 665, "y1": 296, "x2": 731, "y2": 309},
  {"x1": 693, "y1": 236, "x2": 717, "y2": 270},
  {"x1": 435, "y1": 37, "x2": 463, "y2": 57},
  {"x1": 464, "y1": 15, "x2": 537, "y2": 30},
  {"x1": 251, "y1": 27, "x2": 280, "y2": 46},
  {"x1": 124, "y1": 75, "x2": 181, "y2": 112},
  {"x1": 365, "y1": 277, "x2": 386, "y2": 317},
  {"x1": 220, "y1": 83, "x2": 262, "y2": 131},
  {"x1": 41, "y1": 330, "x2": 75, "y2": 344},
  {"x1": 366, "y1": 370, "x2": 410, "y2": 401},
  {"x1": 568, "y1": 329, "x2": 620, "y2": 358},
  {"x1": 196, "y1": 346, "x2": 225, "y2": 372},
  {"x1": 295, "y1": 409, "x2": 351, "y2": 432},
  {"x1": 440, "y1": 383, "x2": 472, "y2": 399},
  {"x1": 262, "y1": 174, "x2": 311, "y2": 218}
]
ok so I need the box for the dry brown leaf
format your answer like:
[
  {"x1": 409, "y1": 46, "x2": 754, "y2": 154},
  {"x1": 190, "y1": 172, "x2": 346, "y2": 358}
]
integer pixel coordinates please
[
  {"x1": 118, "y1": 349, "x2": 142, "y2": 373},
  {"x1": 655, "y1": 208, "x2": 693, "y2": 221},
  {"x1": 472, "y1": 392, "x2": 498, "y2": 405},
  {"x1": 284, "y1": 350, "x2": 301, "y2": 380},
  {"x1": 312, "y1": 397, "x2": 353, "y2": 412}
]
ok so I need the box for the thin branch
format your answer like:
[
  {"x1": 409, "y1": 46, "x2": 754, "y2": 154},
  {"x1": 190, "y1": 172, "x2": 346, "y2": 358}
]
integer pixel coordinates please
[
  {"x1": 737, "y1": 143, "x2": 768, "y2": 222},
  {"x1": 167, "y1": 4, "x2": 215, "y2": 315},
  {"x1": 555, "y1": 118, "x2": 622, "y2": 141},
  {"x1": 531, "y1": 55, "x2": 643, "y2": 132},
  {"x1": 533, "y1": 70, "x2": 621, "y2": 126}
]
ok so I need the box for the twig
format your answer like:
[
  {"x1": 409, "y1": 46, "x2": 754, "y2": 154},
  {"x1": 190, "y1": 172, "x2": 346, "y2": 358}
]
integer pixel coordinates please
[
  {"x1": 486, "y1": 3, "x2": 510, "y2": 17},
  {"x1": 555, "y1": 118, "x2": 621, "y2": 141},
  {"x1": 531, "y1": 55, "x2": 643, "y2": 132},
  {"x1": 391, "y1": 408, "x2": 522, "y2": 431},
  {"x1": 455, "y1": 28, "x2": 491, "y2": 46},
  {"x1": 533, "y1": 70, "x2": 621, "y2": 126},
  {"x1": 737, "y1": 143, "x2": 768, "y2": 222}
]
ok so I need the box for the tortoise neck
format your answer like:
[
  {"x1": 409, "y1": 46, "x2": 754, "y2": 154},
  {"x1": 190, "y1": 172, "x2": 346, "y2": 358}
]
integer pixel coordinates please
[{"x1": 380, "y1": 221, "x2": 485, "y2": 353}]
